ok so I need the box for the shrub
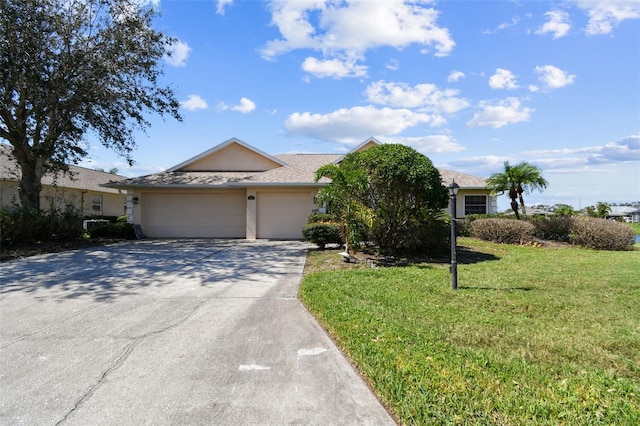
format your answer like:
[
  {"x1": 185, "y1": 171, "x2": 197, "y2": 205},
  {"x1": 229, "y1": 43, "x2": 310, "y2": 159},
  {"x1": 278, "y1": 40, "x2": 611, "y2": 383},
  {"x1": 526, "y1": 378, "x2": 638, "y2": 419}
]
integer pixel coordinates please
[
  {"x1": 531, "y1": 217, "x2": 574, "y2": 242},
  {"x1": 302, "y1": 222, "x2": 343, "y2": 249},
  {"x1": 83, "y1": 215, "x2": 119, "y2": 223},
  {"x1": 0, "y1": 207, "x2": 84, "y2": 246},
  {"x1": 403, "y1": 215, "x2": 450, "y2": 255},
  {"x1": 569, "y1": 218, "x2": 635, "y2": 251},
  {"x1": 307, "y1": 212, "x2": 337, "y2": 224},
  {"x1": 89, "y1": 222, "x2": 136, "y2": 239},
  {"x1": 457, "y1": 214, "x2": 512, "y2": 237},
  {"x1": 471, "y1": 218, "x2": 535, "y2": 244}
]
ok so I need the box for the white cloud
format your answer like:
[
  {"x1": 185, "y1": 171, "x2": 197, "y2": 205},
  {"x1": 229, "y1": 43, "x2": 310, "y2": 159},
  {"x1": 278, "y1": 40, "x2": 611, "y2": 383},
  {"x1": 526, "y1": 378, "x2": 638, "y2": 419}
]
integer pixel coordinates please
[
  {"x1": 284, "y1": 106, "x2": 434, "y2": 144},
  {"x1": 534, "y1": 65, "x2": 575, "y2": 90},
  {"x1": 394, "y1": 135, "x2": 466, "y2": 153},
  {"x1": 448, "y1": 70, "x2": 465, "y2": 82},
  {"x1": 301, "y1": 56, "x2": 368, "y2": 79},
  {"x1": 536, "y1": 10, "x2": 571, "y2": 39},
  {"x1": 523, "y1": 135, "x2": 639, "y2": 166},
  {"x1": 386, "y1": 59, "x2": 400, "y2": 71},
  {"x1": 588, "y1": 135, "x2": 640, "y2": 163},
  {"x1": 216, "y1": 0, "x2": 233, "y2": 15},
  {"x1": 260, "y1": 0, "x2": 455, "y2": 75},
  {"x1": 365, "y1": 80, "x2": 469, "y2": 114},
  {"x1": 448, "y1": 155, "x2": 511, "y2": 171},
  {"x1": 180, "y1": 95, "x2": 208, "y2": 111},
  {"x1": 164, "y1": 39, "x2": 191, "y2": 67},
  {"x1": 482, "y1": 16, "x2": 521, "y2": 34},
  {"x1": 218, "y1": 97, "x2": 256, "y2": 113},
  {"x1": 467, "y1": 97, "x2": 533, "y2": 128},
  {"x1": 574, "y1": 0, "x2": 640, "y2": 35},
  {"x1": 489, "y1": 68, "x2": 519, "y2": 90}
]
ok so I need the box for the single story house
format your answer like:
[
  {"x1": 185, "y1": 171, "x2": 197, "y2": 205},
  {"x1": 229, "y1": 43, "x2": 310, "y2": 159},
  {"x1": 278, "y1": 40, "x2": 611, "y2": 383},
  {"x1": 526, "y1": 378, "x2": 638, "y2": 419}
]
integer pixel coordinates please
[
  {"x1": 0, "y1": 144, "x2": 127, "y2": 217},
  {"x1": 103, "y1": 137, "x2": 497, "y2": 239},
  {"x1": 607, "y1": 206, "x2": 640, "y2": 223}
]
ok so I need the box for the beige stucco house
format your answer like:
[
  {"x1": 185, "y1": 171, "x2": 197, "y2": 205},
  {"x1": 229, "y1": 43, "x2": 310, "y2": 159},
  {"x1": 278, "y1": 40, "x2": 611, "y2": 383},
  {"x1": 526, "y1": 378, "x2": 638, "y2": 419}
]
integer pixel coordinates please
[
  {"x1": 0, "y1": 144, "x2": 127, "y2": 217},
  {"x1": 104, "y1": 137, "x2": 496, "y2": 240}
]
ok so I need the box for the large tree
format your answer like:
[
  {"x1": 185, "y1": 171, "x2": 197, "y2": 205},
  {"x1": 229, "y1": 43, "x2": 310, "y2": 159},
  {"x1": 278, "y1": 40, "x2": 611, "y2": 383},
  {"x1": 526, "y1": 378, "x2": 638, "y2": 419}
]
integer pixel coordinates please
[
  {"x1": 0, "y1": 0, "x2": 182, "y2": 210},
  {"x1": 316, "y1": 144, "x2": 449, "y2": 253},
  {"x1": 487, "y1": 161, "x2": 548, "y2": 219}
]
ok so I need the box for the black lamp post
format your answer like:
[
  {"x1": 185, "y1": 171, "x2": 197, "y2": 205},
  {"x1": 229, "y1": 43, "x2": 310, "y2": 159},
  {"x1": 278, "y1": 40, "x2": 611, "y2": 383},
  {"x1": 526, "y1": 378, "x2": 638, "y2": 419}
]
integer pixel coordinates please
[{"x1": 448, "y1": 180, "x2": 459, "y2": 290}]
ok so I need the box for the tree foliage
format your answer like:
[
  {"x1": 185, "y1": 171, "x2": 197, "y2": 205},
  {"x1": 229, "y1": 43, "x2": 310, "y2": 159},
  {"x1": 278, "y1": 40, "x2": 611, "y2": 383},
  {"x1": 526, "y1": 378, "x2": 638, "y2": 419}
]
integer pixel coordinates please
[
  {"x1": 0, "y1": 0, "x2": 182, "y2": 209},
  {"x1": 316, "y1": 144, "x2": 449, "y2": 253},
  {"x1": 486, "y1": 161, "x2": 548, "y2": 219},
  {"x1": 314, "y1": 162, "x2": 371, "y2": 252},
  {"x1": 585, "y1": 202, "x2": 611, "y2": 218}
]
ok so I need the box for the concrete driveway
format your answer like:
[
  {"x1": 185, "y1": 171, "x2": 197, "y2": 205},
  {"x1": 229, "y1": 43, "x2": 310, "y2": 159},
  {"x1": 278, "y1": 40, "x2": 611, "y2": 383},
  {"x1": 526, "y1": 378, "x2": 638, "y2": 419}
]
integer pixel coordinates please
[{"x1": 0, "y1": 240, "x2": 394, "y2": 425}]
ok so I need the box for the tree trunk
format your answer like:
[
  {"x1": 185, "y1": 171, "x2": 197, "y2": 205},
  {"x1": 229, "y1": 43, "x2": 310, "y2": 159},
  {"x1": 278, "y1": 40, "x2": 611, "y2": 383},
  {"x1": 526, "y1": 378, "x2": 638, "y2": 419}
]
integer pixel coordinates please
[
  {"x1": 509, "y1": 186, "x2": 520, "y2": 220},
  {"x1": 510, "y1": 199, "x2": 520, "y2": 220},
  {"x1": 12, "y1": 146, "x2": 45, "y2": 211},
  {"x1": 517, "y1": 186, "x2": 527, "y2": 218}
]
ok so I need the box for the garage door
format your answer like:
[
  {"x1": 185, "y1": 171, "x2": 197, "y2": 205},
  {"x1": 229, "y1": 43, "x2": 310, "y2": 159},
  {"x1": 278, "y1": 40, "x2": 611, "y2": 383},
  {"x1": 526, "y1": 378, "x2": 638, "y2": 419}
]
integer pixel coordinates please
[
  {"x1": 142, "y1": 192, "x2": 246, "y2": 238},
  {"x1": 257, "y1": 192, "x2": 313, "y2": 239}
]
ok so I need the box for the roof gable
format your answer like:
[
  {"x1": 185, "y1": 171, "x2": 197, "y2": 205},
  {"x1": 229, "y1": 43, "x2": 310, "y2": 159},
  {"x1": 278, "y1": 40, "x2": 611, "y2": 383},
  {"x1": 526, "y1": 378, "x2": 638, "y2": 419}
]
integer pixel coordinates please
[
  {"x1": 334, "y1": 137, "x2": 381, "y2": 164},
  {"x1": 168, "y1": 138, "x2": 286, "y2": 172}
]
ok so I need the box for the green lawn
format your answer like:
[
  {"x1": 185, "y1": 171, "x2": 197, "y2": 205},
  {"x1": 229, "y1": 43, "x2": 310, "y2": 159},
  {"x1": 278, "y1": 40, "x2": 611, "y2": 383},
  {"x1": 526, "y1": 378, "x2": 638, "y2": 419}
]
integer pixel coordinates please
[
  {"x1": 627, "y1": 222, "x2": 640, "y2": 234},
  {"x1": 300, "y1": 238, "x2": 640, "y2": 424}
]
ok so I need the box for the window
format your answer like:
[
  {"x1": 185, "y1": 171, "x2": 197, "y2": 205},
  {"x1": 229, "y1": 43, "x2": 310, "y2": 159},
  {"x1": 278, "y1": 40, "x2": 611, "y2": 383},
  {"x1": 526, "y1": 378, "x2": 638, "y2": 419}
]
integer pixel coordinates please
[
  {"x1": 92, "y1": 195, "x2": 103, "y2": 215},
  {"x1": 464, "y1": 195, "x2": 487, "y2": 215}
]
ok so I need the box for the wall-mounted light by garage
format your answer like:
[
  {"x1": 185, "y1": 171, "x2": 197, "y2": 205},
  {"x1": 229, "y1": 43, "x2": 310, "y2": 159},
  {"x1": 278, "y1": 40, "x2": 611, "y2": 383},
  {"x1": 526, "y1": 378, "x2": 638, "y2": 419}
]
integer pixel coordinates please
[
  {"x1": 247, "y1": 195, "x2": 256, "y2": 200},
  {"x1": 132, "y1": 197, "x2": 139, "y2": 205}
]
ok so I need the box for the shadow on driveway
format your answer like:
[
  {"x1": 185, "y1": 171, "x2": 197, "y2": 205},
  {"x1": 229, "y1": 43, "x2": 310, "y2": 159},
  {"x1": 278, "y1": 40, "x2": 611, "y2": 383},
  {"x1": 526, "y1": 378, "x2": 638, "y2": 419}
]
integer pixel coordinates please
[{"x1": 0, "y1": 239, "x2": 307, "y2": 302}]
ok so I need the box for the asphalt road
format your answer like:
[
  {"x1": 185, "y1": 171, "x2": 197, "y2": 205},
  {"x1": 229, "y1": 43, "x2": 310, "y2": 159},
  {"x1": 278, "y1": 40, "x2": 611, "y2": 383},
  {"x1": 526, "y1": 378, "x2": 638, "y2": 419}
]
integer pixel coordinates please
[{"x1": 0, "y1": 239, "x2": 395, "y2": 425}]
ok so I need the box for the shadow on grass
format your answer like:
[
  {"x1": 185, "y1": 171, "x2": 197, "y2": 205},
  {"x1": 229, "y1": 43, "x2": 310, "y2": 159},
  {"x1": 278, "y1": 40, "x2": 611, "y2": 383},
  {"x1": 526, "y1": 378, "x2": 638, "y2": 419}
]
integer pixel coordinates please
[{"x1": 418, "y1": 246, "x2": 501, "y2": 266}]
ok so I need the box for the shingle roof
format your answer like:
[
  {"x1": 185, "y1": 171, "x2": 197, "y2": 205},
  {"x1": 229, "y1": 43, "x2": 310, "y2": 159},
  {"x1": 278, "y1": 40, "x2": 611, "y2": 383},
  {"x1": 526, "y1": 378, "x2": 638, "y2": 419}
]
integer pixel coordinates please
[
  {"x1": 0, "y1": 143, "x2": 125, "y2": 194},
  {"x1": 439, "y1": 168, "x2": 488, "y2": 188},
  {"x1": 104, "y1": 152, "x2": 488, "y2": 189}
]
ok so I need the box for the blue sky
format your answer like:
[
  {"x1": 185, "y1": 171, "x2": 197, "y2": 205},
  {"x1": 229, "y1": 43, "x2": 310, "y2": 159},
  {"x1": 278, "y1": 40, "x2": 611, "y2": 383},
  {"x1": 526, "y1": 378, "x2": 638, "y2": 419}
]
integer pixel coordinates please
[{"x1": 82, "y1": 0, "x2": 640, "y2": 211}]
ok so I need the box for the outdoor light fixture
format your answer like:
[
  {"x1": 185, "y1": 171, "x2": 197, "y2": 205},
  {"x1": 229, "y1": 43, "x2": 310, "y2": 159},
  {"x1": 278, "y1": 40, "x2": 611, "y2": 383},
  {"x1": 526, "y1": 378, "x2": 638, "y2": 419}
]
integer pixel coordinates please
[
  {"x1": 132, "y1": 196, "x2": 139, "y2": 205},
  {"x1": 448, "y1": 180, "x2": 460, "y2": 290}
]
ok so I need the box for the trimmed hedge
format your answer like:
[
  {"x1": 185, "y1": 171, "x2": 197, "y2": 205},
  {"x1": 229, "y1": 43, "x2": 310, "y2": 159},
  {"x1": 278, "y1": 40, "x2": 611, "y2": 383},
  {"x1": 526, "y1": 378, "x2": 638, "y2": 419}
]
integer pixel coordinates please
[
  {"x1": 531, "y1": 217, "x2": 573, "y2": 242},
  {"x1": 471, "y1": 218, "x2": 535, "y2": 244},
  {"x1": 302, "y1": 222, "x2": 343, "y2": 249},
  {"x1": 569, "y1": 218, "x2": 635, "y2": 251},
  {"x1": 471, "y1": 216, "x2": 635, "y2": 251},
  {"x1": 307, "y1": 212, "x2": 337, "y2": 224},
  {"x1": 89, "y1": 222, "x2": 136, "y2": 240}
]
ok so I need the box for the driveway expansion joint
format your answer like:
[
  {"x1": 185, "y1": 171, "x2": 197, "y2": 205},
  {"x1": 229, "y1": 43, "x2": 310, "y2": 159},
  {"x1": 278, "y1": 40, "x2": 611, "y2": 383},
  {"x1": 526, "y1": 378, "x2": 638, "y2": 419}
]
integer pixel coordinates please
[{"x1": 54, "y1": 300, "x2": 205, "y2": 425}]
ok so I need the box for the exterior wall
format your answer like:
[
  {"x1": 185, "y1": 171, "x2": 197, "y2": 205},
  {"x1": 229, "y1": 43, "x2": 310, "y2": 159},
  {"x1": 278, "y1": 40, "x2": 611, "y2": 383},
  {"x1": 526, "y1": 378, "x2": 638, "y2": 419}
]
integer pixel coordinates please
[
  {"x1": 0, "y1": 179, "x2": 20, "y2": 209},
  {"x1": 180, "y1": 143, "x2": 281, "y2": 172},
  {"x1": 447, "y1": 189, "x2": 496, "y2": 217},
  {"x1": 0, "y1": 180, "x2": 125, "y2": 216}
]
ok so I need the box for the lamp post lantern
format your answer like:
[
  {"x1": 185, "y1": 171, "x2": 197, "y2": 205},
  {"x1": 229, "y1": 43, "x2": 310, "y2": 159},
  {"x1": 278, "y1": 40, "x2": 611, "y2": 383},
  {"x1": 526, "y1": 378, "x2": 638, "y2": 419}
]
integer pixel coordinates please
[{"x1": 448, "y1": 180, "x2": 459, "y2": 290}]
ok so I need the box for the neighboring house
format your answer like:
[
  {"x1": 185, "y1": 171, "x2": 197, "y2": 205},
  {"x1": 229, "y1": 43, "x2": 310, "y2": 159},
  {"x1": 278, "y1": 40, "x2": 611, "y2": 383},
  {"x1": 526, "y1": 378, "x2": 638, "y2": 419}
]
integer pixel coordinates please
[
  {"x1": 103, "y1": 137, "x2": 496, "y2": 239},
  {"x1": 0, "y1": 144, "x2": 127, "y2": 217},
  {"x1": 607, "y1": 206, "x2": 640, "y2": 223},
  {"x1": 503, "y1": 207, "x2": 555, "y2": 217}
]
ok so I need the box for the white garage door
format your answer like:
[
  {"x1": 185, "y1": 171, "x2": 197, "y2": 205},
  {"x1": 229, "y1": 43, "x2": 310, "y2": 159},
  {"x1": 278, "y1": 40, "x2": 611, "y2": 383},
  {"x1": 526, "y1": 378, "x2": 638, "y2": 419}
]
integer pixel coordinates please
[
  {"x1": 257, "y1": 192, "x2": 313, "y2": 239},
  {"x1": 142, "y1": 192, "x2": 246, "y2": 238}
]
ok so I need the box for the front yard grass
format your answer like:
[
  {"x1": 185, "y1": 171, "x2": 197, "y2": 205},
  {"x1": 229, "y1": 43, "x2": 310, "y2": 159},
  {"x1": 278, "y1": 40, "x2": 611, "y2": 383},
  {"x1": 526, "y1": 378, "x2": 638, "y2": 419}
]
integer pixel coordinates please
[{"x1": 300, "y1": 238, "x2": 640, "y2": 424}]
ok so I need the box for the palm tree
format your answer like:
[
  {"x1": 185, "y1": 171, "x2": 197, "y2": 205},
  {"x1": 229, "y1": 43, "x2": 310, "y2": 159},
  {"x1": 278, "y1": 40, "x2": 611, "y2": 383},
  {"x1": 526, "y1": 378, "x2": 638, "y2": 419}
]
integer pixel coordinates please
[
  {"x1": 487, "y1": 161, "x2": 548, "y2": 219},
  {"x1": 314, "y1": 163, "x2": 372, "y2": 254}
]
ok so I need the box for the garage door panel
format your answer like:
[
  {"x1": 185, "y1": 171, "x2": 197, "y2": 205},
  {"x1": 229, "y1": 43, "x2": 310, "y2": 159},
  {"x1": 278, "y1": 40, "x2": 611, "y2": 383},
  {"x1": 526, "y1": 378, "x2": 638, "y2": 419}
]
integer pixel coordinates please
[
  {"x1": 257, "y1": 192, "x2": 312, "y2": 239},
  {"x1": 143, "y1": 193, "x2": 245, "y2": 238}
]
